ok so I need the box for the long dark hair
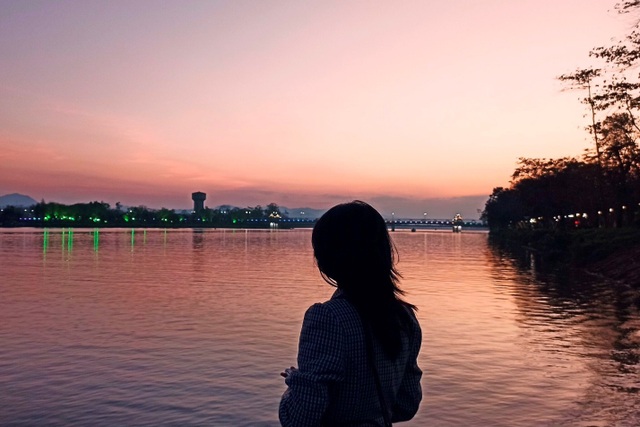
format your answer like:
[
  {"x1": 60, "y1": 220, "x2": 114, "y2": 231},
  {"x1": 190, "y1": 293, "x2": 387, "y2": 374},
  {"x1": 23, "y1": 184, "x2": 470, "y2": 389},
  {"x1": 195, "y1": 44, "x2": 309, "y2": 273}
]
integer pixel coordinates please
[{"x1": 312, "y1": 200, "x2": 416, "y2": 359}]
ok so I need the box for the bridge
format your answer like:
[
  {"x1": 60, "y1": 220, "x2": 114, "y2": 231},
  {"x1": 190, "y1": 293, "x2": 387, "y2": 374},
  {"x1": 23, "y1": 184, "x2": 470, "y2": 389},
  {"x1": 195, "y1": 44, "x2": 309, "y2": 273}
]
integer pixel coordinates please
[
  {"x1": 278, "y1": 216, "x2": 486, "y2": 230},
  {"x1": 384, "y1": 219, "x2": 485, "y2": 231}
]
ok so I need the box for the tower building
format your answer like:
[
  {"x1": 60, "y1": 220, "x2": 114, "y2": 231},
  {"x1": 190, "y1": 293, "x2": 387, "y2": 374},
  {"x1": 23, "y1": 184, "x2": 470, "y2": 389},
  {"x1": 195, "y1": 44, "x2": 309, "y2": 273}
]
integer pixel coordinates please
[{"x1": 192, "y1": 192, "x2": 206, "y2": 213}]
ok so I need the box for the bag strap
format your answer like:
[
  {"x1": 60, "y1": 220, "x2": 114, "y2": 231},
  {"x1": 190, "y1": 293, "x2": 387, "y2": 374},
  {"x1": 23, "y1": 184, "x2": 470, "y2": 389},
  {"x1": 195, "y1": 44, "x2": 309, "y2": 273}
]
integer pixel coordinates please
[{"x1": 364, "y1": 324, "x2": 392, "y2": 427}]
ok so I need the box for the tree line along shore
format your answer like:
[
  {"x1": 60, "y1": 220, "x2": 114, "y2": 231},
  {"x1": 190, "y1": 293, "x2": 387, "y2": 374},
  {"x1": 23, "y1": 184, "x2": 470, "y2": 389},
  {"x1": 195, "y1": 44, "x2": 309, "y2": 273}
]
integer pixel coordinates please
[
  {"x1": 482, "y1": 2, "x2": 640, "y2": 286},
  {"x1": 0, "y1": 201, "x2": 307, "y2": 229}
]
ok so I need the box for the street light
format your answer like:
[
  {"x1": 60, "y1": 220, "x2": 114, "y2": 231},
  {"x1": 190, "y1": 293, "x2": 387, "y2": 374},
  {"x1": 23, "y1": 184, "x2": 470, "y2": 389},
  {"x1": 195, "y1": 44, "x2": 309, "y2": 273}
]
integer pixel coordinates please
[{"x1": 423, "y1": 212, "x2": 427, "y2": 223}]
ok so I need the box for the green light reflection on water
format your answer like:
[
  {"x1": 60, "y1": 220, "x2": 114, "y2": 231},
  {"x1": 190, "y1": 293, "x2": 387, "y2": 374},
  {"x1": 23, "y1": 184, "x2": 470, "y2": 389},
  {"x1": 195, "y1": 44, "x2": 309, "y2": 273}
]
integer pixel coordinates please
[
  {"x1": 93, "y1": 228, "x2": 99, "y2": 251},
  {"x1": 67, "y1": 228, "x2": 73, "y2": 251},
  {"x1": 131, "y1": 228, "x2": 135, "y2": 248},
  {"x1": 43, "y1": 229, "x2": 49, "y2": 254}
]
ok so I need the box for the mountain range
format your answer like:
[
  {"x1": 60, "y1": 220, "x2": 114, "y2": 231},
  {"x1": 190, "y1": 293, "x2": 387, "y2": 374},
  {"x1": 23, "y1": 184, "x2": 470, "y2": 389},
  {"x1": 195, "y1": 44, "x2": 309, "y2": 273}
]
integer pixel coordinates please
[{"x1": 0, "y1": 193, "x2": 38, "y2": 208}]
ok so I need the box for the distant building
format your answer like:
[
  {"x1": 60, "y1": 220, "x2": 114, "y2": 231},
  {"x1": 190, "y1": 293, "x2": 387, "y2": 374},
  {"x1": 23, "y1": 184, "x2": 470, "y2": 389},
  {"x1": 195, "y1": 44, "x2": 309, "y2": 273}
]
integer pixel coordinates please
[{"x1": 192, "y1": 192, "x2": 206, "y2": 213}]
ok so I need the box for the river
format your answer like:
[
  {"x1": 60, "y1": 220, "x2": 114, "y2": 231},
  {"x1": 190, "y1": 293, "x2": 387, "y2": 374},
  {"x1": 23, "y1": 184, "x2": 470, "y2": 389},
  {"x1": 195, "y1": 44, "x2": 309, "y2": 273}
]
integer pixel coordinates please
[{"x1": 0, "y1": 228, "x2": 638, "y2": 426}]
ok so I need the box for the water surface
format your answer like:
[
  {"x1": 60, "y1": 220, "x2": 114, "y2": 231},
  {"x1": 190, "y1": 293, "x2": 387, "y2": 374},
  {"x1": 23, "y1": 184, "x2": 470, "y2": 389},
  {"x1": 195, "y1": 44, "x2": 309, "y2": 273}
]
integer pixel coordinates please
[{"x1": 1, "y1": 229, "x2": 638, "y2": 426}]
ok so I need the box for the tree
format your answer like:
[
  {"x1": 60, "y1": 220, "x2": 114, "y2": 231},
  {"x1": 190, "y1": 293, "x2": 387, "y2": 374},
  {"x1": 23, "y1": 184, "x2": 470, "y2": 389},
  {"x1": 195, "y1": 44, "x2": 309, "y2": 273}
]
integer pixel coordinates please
[
  {"x1": 559, "y1": 68, "x2": 604, "y2": 169},
  {"x1": 616, "y1": 1, "x2": 640, "y2": 12},
  {"x1": 482, "y1": 187, "x2": 526, "y2": 230},
  {"x1": 265, "y1": 203, "x2": 282, "y2": 217},
  {"x1": 0, "y1": 206, "x2": 22, "y2": 226},
  {"x1": 483, "y1": 157, "x2": 605, "y2": 230},
  {"x1": 557, "y1": 3, "x2": 640, "y2": 225},
  {"x1": 157, "y1": 208, "x2": 179, "y2": 224},
  {"x1": 511, "y1": 157, "x2": 577, "y2": 184}
]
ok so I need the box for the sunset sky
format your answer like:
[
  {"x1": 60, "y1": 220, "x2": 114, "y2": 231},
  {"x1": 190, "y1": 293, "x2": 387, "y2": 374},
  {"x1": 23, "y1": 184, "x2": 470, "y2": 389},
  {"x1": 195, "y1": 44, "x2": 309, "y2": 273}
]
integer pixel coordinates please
[{"x1": 0, "y1": 0, "x2": 633, "y2": 218}]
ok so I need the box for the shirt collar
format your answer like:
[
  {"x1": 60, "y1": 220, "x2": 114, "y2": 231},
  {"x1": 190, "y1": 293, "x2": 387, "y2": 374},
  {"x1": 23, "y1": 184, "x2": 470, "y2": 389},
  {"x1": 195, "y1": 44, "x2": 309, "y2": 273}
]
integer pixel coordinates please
[{"x1": 331, "y1": 288, "x2": 344, "y2": 299}]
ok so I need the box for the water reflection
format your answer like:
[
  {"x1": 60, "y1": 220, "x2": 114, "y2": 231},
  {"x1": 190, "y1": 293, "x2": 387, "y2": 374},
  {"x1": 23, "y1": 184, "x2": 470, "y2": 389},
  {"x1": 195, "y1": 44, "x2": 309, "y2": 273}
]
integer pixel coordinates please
[
  {"x1": 192, "y1": 228, "x2": 204, "y2": 250},
  {"x1": 488, "y1": 240, "x2": 640, "y2": 425},
  {"x1": 0, "y1": 229, "x2": 638, "y2": 426},
  {"x1": 93, "y1": 228, "x2": 99, "y2": 251},
  {"x1": 42, "y1": 228, "x2": 49, "y2": 255}
]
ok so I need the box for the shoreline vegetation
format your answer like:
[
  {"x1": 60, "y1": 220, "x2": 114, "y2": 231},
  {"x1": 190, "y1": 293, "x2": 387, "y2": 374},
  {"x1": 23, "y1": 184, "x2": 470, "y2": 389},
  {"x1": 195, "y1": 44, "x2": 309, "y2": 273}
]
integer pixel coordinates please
[
  {"x1": 0, "y1": 201, "x2": 308, "y2": 229},
  {"x1": 483, "y1": 2, "x2": 640, "y2": 289},
  {"x1": 0, "y1": 200, "x2": 487, "y2": 230},
  {"x1": 489, "y1": 228, "x2": 640, "y2": 287}
]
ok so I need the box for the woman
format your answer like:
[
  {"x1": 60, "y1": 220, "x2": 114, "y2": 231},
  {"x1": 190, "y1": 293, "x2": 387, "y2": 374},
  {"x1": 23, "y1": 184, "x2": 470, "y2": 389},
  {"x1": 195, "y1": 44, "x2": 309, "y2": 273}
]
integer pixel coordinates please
[{"x1": 279, "y1": 201, "x2": 422, "y2": 426}]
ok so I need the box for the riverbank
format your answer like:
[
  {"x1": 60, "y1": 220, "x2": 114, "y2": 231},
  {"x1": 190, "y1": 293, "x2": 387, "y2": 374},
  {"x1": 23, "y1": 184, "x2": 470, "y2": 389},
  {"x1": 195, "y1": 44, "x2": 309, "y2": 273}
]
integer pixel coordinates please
[
  {"x1": 588, "y1": 242, "x2": 640, "y2": 286},
  {"x1": 490, "y1": 228, "x2": 640, "y2": 287}
]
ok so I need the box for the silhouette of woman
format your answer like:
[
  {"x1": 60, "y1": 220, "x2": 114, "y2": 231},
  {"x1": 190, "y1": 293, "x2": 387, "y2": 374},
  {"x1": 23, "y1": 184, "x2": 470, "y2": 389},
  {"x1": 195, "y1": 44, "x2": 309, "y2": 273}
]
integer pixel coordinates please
[{"x1": 279, "y1": 200, "x2": 422, "y2": 426}]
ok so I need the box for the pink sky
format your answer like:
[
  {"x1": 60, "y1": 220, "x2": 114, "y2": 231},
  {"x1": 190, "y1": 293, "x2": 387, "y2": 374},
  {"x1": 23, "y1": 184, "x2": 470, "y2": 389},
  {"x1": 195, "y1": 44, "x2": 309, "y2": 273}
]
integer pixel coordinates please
[{"x1": 0, "y1": 0, "x2": 632, "y2": 218}]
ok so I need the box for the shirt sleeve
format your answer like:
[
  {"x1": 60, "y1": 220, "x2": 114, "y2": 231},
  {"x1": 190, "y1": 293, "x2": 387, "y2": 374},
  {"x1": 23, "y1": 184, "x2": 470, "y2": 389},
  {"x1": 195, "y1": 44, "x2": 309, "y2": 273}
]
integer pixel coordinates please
[
  {"x1": 391, "y1": 313, "x2": 423, "y2": 422},
  {"x1": 279, "y1": 303, "x2": 345, "y2": 427}
]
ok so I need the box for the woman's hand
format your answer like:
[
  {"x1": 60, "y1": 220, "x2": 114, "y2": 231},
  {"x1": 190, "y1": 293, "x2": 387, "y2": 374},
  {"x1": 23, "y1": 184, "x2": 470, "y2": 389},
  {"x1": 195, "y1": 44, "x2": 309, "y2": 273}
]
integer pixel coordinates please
[{"x1": 280, "y1": 366, "x2": 298, "y2": 378}]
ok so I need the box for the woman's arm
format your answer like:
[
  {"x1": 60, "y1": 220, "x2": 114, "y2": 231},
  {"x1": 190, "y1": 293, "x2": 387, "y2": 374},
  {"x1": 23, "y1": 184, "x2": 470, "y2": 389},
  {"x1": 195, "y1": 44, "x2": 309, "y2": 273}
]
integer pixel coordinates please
[{"x1": 279, "y1": 303, "x2": 345, "y2": 427}]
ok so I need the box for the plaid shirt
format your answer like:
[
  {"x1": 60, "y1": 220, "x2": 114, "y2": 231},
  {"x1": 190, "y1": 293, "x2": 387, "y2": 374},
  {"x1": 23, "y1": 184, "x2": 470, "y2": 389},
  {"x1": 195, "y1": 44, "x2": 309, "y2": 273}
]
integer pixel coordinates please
[{"x1": 279, "y1": 290, "x2": 422, "y2": 426}]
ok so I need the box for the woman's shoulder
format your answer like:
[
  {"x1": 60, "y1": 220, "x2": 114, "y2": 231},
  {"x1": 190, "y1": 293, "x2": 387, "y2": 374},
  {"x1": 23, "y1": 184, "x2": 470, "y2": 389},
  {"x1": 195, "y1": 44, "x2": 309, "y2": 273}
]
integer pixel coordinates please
[
  {"x1": 309, "y1": 294, "x2": 356, "y2": 318},
  {"x1": 304, "y1": 291, "x2": 361, "y2": 331}
]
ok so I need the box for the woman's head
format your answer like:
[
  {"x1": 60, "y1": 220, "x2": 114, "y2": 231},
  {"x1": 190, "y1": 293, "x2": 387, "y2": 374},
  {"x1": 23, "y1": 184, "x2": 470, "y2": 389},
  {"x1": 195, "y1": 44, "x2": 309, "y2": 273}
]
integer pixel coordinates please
[
  {"x1": 313, "y1": 201, "x2": 415, "y2": 358},
  {"x1": 312, "y1": 200, "x2": 400, "y2": 298}
]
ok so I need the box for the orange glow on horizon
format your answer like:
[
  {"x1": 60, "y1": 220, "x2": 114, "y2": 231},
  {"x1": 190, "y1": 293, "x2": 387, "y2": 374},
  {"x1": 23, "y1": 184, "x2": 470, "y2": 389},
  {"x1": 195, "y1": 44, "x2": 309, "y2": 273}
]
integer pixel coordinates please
[{"x1": 0, "y1": 0, "x2": 630, "y2": 217}]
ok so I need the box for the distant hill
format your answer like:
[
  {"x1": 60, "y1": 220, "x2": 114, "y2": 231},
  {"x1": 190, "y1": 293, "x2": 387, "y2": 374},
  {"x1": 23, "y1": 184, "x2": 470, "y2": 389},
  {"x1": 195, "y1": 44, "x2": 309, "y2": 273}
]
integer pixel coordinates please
[
  {"x1": 208, "y1": 205, "x2": 326, "y2": 219},
  {"x1": 280, "y1": 207, "x2": 326, "y2": 219},
  {"x1": 0, "y1": 193, "x2": 38, "y2": 208}
]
